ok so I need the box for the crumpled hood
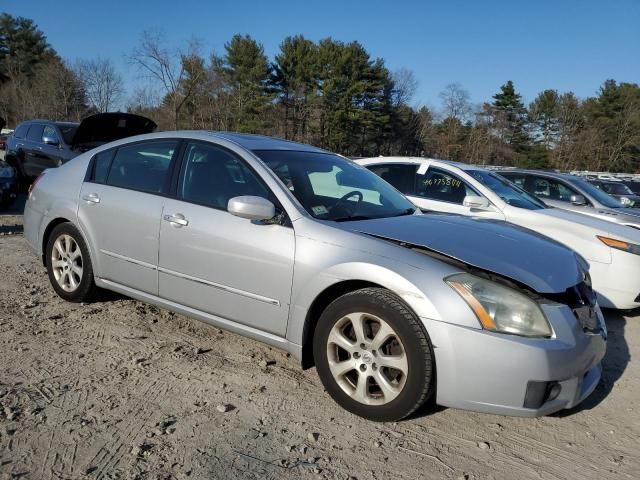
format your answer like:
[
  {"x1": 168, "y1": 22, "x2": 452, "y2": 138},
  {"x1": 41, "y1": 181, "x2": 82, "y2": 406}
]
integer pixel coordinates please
[
  {"x1": 71, "y1": 113, "x2": 156, "y2": 149},
  {"x1": 342, "y1": 214, "x2": 585, "y2": 294}
]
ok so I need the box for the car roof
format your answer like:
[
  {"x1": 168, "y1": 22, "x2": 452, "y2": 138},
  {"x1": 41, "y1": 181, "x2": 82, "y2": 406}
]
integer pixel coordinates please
[
  {"x1": 207, "y1": 132, "x2": 328, "y2": 153},
  {"x1": 17, "y1": 119, "x2": 79, "y2": 127},
  {"x1": 497, "y1": 168, "x2": 589, "y2": 183},
  {"x1": 356, "y1": 156, "x2": 483, "y2": 172}
]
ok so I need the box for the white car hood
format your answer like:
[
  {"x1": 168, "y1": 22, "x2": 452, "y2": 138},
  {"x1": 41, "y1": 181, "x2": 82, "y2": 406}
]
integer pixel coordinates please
[{"x1": 536, "y1": 207, "x2": 640, "y2": 242}]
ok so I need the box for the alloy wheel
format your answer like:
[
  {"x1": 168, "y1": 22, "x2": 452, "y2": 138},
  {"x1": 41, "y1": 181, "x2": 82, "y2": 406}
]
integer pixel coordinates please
[
  {"x1": 51, "y1": 234, "x2": 83, "y2": 292},
  {"x1": 326, "y1": 312, "x2": 408, "y2": 405}
]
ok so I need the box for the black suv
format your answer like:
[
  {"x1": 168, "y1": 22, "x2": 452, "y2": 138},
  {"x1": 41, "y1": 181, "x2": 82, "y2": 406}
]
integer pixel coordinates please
[{"x1": 6, "y1": 113, "x2": 156, "y2": 181}]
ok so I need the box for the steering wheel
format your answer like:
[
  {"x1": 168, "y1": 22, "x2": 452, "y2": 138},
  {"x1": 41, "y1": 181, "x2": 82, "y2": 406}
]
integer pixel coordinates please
[{"x1": 331, "y1": 190, "x2": 363, "y2": 217}]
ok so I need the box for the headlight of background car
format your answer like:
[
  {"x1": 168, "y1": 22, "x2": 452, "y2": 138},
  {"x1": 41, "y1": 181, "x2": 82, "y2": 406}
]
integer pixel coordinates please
[
  {"x1": 0, "y1": 166, "x2": 15, "y2": 178},
  {"x1": 446, "y1": 273, "x2": 552, "y2": 337},
  {"x1": 619, "y1": 196, "x2": 632, "y2": 206},
  {"x1": 597, "y1": 235, "x2": 640, "y2": 255}
]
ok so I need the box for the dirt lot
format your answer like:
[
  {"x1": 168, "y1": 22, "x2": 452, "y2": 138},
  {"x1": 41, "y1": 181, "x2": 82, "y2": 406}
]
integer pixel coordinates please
[{"x1": 0, "y1": 225, "x2": 639, "y2": 480}]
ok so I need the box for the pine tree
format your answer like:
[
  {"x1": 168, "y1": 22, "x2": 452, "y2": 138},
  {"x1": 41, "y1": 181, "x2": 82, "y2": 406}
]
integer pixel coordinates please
[
  {"x1": 218, "y1": 34, "x2": 273, "y2": 132},
  {"x1": 491, "y1": 80, "x2": 530, "y2": 153},
  {"x1": 0, "y1": 13, "x2": 56, "y2": 82}
]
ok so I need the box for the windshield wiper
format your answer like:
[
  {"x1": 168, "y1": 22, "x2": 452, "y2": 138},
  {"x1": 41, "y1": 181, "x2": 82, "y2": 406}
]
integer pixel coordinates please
[
  {"x1": 391, "y1": 208, "x2": 416, "y2": 217},
  {"x1": 333, "y1": 215, "x2": 373, "y2": 222}
]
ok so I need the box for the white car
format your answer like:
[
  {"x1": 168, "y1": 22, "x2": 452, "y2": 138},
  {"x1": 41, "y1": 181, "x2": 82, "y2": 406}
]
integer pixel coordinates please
[{"x1": 357, "y1": 157, "x2": 640, "y2": 310}]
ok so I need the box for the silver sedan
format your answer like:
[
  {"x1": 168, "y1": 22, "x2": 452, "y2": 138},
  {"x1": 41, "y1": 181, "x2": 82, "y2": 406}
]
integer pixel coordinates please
[
  {"x1": 24, "y1": 132, "x2": 606, "y2": 421},
  {"x1": 498, "y1": 169, "x2": 640, "y2": 229}
]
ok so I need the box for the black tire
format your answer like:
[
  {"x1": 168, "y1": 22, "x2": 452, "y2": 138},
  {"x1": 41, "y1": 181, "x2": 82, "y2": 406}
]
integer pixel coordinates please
[
  {"x1": 313, "y1": 287, "x2": 434, "y2": 422},
  {"x1": 45, "y1": 222, "x2": 98, "y2": 302}
]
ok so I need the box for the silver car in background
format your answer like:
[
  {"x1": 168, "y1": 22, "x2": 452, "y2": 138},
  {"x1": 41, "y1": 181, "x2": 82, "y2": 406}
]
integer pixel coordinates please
[
  {"x1": 24, "y1": 132, "x2": 605, "y2": 420},
  {"x1": 498, "y1": 169, "x2": 640, "y2": 229}
]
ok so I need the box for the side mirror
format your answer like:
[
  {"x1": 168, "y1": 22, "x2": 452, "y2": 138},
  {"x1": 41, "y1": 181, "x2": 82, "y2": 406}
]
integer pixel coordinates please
[
  {"x1": 228, "y1": 195, "x2": 276, "y2": 221},
  {"x1": 619, "y1": 196, "x2": 632, "y2": 206},
  {"x1": 463, "y1": 195, "x2": 490, "y2": 210},
  {"x1": 569, "y1": 194, "x2": 587, "y2": 206},
  {"x1": 43, "y1": 136, "x2": 59, "y2": 146}
]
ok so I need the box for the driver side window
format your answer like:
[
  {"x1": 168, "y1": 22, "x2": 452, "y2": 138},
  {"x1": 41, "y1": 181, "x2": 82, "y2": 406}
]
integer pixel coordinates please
[
  {"x1": 178, "y1": 142, "x2": 271, "y2": 210},
  {"x1": 42, "y1": 125, "x2": 59, "y2": 144},
  {"x1": 416, "y1": 168, "x2": 476, "y2": 204}
]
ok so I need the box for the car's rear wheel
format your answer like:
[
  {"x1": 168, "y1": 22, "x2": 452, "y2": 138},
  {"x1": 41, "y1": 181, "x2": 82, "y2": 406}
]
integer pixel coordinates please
[
  {"x1": 313, "y1": 287, "x2": 434, "y2": 421},
  {"x1": 46, "y1": 223, "x2": 97, "y2": 302}
]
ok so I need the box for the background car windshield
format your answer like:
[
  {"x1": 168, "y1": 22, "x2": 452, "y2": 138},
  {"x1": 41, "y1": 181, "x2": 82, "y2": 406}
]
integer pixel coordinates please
[
  {"x1": 55, "y1": 123, "x2": 78, "y2": 144},
  {"x1": 573, "y1": 179, "x2": 624, "y2": 207},
  {"x1": 469, "y1": 170, "x2": 546, "y2": 210},
  {"x1": 254, "y1": 150, "x2": 415, "y2": 221}
]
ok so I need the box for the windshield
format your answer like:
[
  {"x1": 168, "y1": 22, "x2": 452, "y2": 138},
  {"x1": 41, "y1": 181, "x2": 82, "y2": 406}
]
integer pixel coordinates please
[
  {"x1": 468, "y1": 170, "x2": 546, "y2": 210},
  {"x1": 572, "y1": 179, "x2": 623, "y2": 208},
  {"x1": 254, "y1": 150, "x2": 416, "y2": 221},
  {"x1": 55, "y1": 123, "x2": 78, "y2": 144},
  {"x1": 624, "y1": 182, "x2": 640, "y2": 195}
]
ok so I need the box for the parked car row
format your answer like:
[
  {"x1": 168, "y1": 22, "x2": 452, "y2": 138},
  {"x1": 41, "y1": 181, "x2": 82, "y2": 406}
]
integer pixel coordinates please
[
  {"x1": 4, "y1": 113, "x2": 156, "y2": 182},
  {"x1": 357, "y1": 158, "x2": 640, "y2": 310},
  {"x1": 25, "y1": 132, "x2": 609, "y2": 422}
]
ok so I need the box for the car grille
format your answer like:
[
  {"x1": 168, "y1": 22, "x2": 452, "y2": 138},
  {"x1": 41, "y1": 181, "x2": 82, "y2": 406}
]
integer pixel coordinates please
[{"x1": 547, "y1": 281, "x2": 601, "y2": 332}]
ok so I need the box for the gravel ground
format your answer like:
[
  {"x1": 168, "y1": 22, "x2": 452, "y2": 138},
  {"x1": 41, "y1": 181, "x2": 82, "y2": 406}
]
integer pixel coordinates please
[{"x1": 0, "y1": 230, "x2": 639, "y2": 480}]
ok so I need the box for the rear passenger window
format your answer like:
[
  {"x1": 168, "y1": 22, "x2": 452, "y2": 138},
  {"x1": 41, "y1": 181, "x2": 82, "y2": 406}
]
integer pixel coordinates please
[
  {"x1": 89, "y1": 150, "x2": 116, "y2": 184},
  {"x1": 106, "y1": 141, "x2": 176, "y2": 193},
  {"x1": 26, "y1": 124, "x2": 44, "y2": 142}
]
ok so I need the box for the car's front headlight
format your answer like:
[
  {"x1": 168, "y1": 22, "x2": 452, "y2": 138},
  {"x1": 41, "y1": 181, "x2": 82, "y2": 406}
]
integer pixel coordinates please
[
  {"x1": 620, "y1": 196, "x2": 632, "y2": 206},
  {"x1": 597, "y1": 235, "x2": 640, "y2": 255},
  {"x1": 446, "y1": 273, "x2": 552, "y2": 337}
]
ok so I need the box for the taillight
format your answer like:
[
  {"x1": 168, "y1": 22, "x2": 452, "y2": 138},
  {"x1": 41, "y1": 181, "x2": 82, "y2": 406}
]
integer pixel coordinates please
[{"x1": 28, "y1": 172, "x2": 45, "y2": 196}]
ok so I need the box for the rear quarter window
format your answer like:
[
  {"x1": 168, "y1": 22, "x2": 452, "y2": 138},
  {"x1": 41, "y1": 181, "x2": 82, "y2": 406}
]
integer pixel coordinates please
[
  {"x1": 14, "y1": 124, "x2": 30, "y2": 139},
  {"x1": 88, "y1": 149, "x2": 116, "y2": 184}
]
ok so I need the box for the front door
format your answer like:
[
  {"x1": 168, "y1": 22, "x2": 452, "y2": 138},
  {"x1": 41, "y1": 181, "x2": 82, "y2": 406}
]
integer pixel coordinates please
[
  {"x1": 410, "y1": 166, "x2": 505, "y2": 220},
  {"x1": 157, "y1": 141, "x2": 295, "y2": 336},
  {"x1": 77, "y1": 140, "x2": 178, "y2": 294}
]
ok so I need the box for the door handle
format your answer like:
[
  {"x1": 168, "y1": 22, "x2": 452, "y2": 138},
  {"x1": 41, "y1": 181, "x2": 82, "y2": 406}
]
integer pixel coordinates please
[
  {"x1": 82, "y1": 193, "x2": 100, "y2": 204},
  {"x1": 163, "y1": 213, "x2": 189, "y2": 227}
]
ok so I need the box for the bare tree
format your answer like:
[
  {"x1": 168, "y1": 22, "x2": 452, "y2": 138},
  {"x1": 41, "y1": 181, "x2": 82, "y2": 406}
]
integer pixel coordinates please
[
  {"x1": 128, "y1": 30, "x2": 204, "y2": 129},
  {"x1": 439, "y1": 83, "x2": 471, "y2": 121},
  {"x1": 75, "y1": 58, "x2": 124, "y2": 112},
  {"x1": 392, "y1": 68, "x2": 418, "y2": 106}
]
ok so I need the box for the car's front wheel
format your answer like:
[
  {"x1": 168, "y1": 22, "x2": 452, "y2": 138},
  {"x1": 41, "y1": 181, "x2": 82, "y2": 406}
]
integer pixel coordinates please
[
  {"x1": 45, "y1": 222, "x2": 97, "y2": 302},
  {"x1": 313, "y1": 287, "x2": 435, "y2": 421}
]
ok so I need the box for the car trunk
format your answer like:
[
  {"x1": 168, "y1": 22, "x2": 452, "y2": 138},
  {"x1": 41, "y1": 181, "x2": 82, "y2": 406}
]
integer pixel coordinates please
[{"x1": 71, "y1": 113, "x2": 157, "y2": 152}]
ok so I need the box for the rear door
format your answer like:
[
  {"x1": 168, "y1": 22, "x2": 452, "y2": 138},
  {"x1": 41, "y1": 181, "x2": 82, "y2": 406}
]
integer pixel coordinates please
[
  {"x1": 23, "y1": 123, "x2": 45, "y2": 177},
  {"x1": 77, "y1": 139, "x2": 179, "y2": 294},
  {"x1": 157, "y1": 141, "x2": 295, "y2": 336}
]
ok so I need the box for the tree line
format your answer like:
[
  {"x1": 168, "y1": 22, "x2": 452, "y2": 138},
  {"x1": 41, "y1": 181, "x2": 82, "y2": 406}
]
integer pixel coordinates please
[{"x1": 1, "y1": 13, "x2": 638, "y2": 172}]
